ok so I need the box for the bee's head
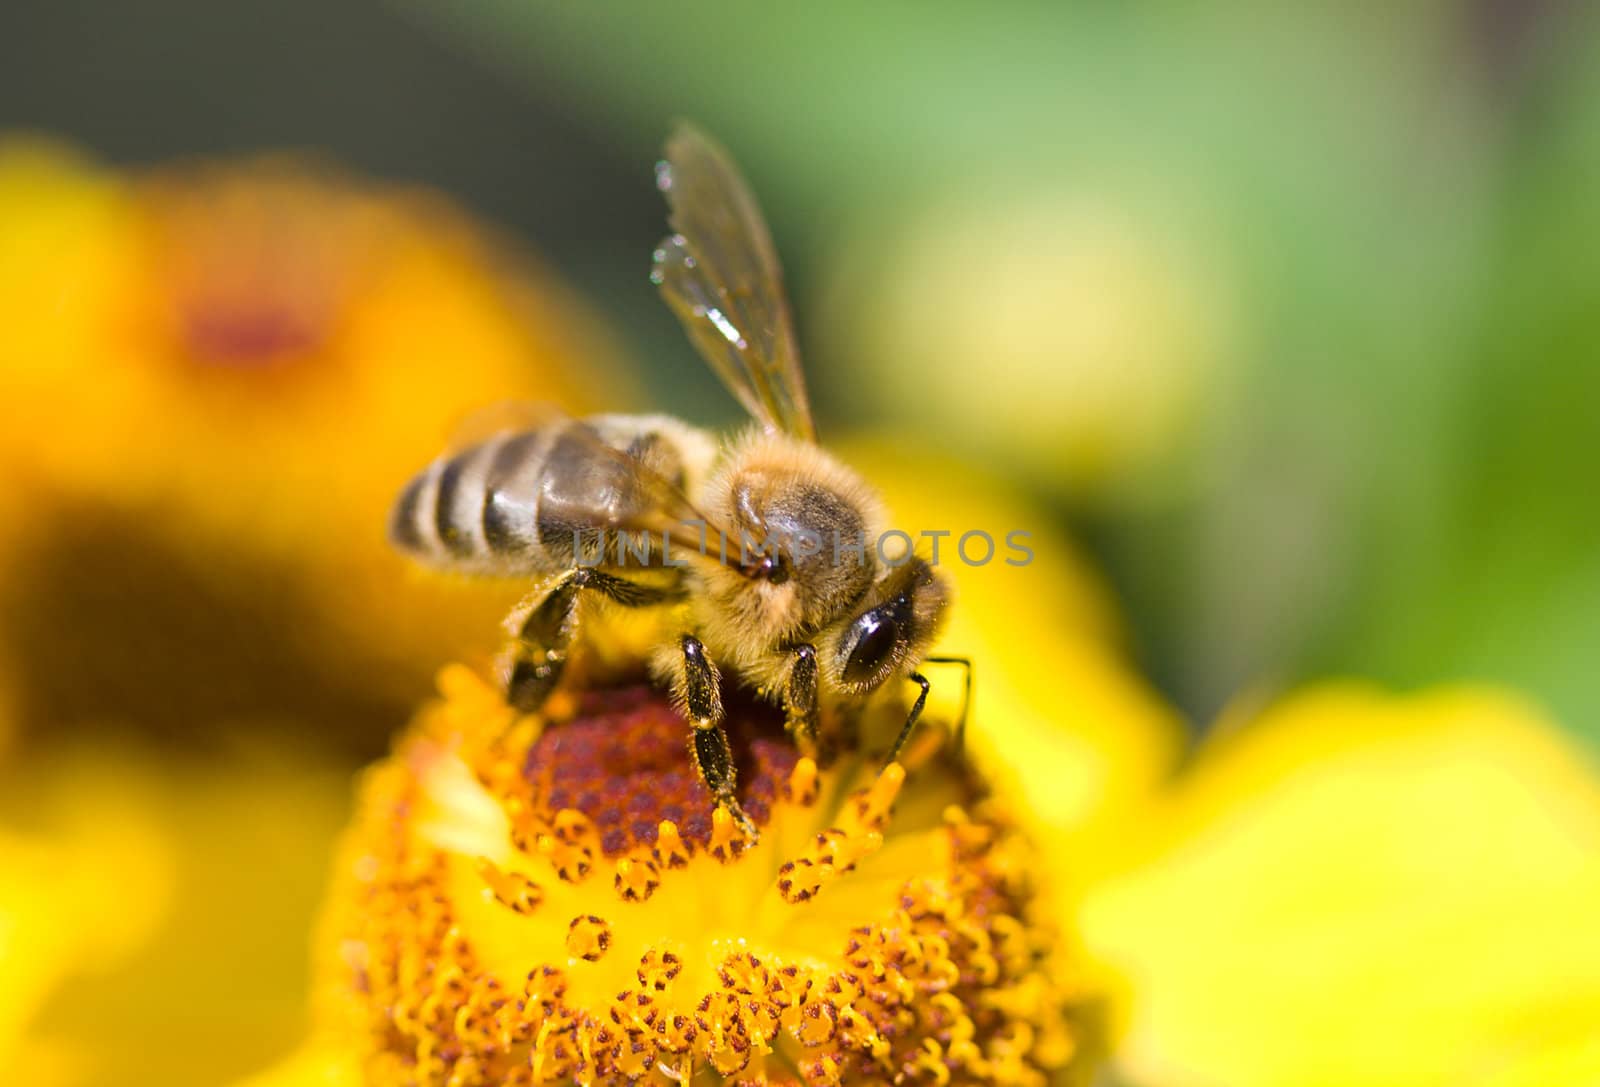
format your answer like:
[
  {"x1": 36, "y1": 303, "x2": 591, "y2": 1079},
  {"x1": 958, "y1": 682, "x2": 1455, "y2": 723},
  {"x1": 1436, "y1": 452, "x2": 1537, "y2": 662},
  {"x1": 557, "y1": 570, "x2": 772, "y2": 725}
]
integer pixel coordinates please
[{"x1": 827, "y1": 557, "x2": 951, "y2": 697}]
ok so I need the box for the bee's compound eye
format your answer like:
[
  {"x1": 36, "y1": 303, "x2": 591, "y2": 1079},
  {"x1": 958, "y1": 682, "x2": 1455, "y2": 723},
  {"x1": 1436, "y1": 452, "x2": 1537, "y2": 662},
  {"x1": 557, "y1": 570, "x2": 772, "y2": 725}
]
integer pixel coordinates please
[{"x1": 841, "y1": 604, "x2": 902, "y2": 687}]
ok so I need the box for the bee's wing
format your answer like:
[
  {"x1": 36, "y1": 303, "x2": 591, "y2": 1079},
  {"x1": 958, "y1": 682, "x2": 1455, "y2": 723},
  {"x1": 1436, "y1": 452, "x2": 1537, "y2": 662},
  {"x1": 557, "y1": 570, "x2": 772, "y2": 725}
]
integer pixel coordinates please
[
  {"x1": 652, "y1": 123, "x2": 817, "y2": 443},
  {"x1": 444, "y1": 400, "x2": 754, "y2": 574}
]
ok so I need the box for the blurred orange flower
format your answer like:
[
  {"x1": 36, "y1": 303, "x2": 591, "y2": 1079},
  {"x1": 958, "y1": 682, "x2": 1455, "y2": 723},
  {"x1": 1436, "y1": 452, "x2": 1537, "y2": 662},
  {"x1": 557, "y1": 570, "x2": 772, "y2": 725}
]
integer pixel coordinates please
[{"x1": 0, "y1": 137, "x2": 632, "y2": 749}]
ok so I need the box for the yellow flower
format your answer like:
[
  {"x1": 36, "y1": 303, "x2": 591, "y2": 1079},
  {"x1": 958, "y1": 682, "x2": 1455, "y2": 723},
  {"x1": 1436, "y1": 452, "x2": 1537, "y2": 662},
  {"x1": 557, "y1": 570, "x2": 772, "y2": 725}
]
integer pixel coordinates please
[
  {"x1": 1078, "y1": 683, "x2": 1600, "y2": 1087},
  {"x1": 298, "y1": 664, "x2": 1100, "y2": 1086},
  {"x1": 0, "y1": 137, "x2": 629, "y2": 745},
  {"x1": 201, "y1": 441, "x2": 1596, "y2": 1087},
  {"x1": 856, "y1": 448, "x2": 1600, "y2": 1084}
]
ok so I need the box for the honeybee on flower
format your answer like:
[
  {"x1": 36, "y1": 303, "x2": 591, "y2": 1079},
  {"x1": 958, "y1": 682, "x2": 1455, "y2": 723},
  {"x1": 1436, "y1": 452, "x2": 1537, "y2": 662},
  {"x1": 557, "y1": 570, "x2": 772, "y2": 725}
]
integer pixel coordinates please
[{"x1": 391, "y1": 126, "x2": 970, "y2": 837}]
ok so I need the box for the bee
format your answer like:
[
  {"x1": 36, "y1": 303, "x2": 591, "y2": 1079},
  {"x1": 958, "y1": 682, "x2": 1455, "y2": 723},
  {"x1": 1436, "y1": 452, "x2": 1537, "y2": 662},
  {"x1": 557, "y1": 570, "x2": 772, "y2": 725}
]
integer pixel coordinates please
[{"x1": 389, "y1": 125, "x2": 964, "y2": 837}]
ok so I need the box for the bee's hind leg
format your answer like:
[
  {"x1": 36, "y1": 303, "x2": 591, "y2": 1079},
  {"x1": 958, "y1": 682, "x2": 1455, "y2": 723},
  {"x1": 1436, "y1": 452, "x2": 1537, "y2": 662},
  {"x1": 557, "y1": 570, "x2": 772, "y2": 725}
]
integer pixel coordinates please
[
  {"x1": 503, "y1": 571, "x2": 585, "y2": 712},
  {"x1": 674, "y1": 634, "x2": 759, "y2": 842},
  {"x1": 504, "y1": 567, "x2": 685, "y2": 712}
]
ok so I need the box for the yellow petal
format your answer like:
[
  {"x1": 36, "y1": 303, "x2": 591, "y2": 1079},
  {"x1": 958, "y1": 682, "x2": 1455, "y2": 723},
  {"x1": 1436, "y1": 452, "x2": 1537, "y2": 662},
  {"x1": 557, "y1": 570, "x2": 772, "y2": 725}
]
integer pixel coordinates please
[
  {"x1": 1080, "y1": 683, "x2": 1600, "y2": 1087},
  {"x1": 233, "y1": 1042, "x2": 361, "y2": 1087},
  {"x1": 1470, "y1": 1035, "x2": 1600, "y2": 1087},
  {"x1": 1, "y1": 741, "x2": 351, "y2": 1087},
  {"x1": 0, "y1": 139, "x2": 135, "y2": 395},
  {"x1": 0, "y1": 752, "x2": 174, "y2": 1079}
]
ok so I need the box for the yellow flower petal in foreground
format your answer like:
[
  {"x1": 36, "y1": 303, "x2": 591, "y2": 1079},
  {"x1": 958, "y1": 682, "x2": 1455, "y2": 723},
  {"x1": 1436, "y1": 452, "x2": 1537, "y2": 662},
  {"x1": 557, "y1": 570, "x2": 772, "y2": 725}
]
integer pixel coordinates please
[
  {"x1": 0, "y1": 732, "x2": 355, "y2": 1087},
  {"x1": 1079, "y1": 684, "x2": 1600, "y2": 1087},
  {"x1": 308, "y1": 666, "x2": 1101, "y2": 1086},
  {"x1": 0, "y1": 751, "x2": 173, "y2": 1082}
]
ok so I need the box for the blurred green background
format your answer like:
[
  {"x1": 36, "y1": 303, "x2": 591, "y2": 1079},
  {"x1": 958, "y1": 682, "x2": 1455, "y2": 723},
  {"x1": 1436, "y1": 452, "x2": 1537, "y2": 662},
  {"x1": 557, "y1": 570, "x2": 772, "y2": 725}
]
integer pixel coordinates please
[{"x1": 3, "y1": 0, "x2": 1596, "y2": 739}]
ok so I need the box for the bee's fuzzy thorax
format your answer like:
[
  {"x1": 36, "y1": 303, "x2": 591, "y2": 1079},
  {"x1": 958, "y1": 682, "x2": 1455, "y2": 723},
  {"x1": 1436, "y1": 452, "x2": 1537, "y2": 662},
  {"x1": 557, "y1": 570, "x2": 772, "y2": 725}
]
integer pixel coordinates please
[
  {"x1": 707, "y1": 426, "x2": 889, "y2": 525},
  {"x1": 693, "y1": 426, "x2": 888, "y2": 647}
]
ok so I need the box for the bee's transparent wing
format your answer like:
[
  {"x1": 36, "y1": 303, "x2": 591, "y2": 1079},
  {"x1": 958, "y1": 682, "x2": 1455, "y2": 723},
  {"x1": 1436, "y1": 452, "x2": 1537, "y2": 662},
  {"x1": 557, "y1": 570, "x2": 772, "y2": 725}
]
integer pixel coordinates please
[
  {"x1": 444, "y1": 400, "x2": 753, "y2": 573},
  {"x1": 652, "y1": 123, "x2": 817, "y2": 443}
]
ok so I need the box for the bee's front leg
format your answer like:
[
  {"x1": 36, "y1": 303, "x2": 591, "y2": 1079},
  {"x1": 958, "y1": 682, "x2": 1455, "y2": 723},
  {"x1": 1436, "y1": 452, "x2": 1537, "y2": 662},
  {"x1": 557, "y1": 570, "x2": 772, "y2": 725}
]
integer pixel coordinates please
[
  {"x1": 675, "y1": 634, "x2": 758, "y2": 842},
  {"x1": 883, "y1": 672, "x2": 932, "y2": 769},
  {"x1": 784, "y1": 644, "x2": 820, "y2": 756}
]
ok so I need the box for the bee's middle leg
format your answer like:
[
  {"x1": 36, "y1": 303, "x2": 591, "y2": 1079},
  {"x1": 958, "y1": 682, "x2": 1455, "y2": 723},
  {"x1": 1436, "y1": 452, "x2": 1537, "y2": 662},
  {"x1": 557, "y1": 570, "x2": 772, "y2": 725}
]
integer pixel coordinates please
[{"x1": 674, "y1": 633, "x2": 758, "y2": 841}]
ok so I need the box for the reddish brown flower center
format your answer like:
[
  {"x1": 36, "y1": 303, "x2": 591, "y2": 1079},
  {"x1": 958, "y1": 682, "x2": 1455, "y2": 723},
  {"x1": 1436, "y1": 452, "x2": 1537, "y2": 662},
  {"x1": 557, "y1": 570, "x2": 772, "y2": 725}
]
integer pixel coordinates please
[{"x1": 528, "y1": 686, "x2": 798, "y2": 856}]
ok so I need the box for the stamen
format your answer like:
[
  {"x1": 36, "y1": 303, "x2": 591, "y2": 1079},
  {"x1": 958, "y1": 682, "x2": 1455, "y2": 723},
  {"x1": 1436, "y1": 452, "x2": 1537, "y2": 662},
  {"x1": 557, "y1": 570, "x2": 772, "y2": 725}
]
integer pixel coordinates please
[{"x1": 565, "y1": 915, "x2": 612, "y2": 962}]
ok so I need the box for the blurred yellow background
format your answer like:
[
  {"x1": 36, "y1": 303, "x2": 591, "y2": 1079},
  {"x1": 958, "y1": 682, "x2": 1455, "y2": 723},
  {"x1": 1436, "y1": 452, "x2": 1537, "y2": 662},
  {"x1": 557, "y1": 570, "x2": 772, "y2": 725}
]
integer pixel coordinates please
[{"x1": 0, "y1": 3, "x2": 1597, "y2": 1085}]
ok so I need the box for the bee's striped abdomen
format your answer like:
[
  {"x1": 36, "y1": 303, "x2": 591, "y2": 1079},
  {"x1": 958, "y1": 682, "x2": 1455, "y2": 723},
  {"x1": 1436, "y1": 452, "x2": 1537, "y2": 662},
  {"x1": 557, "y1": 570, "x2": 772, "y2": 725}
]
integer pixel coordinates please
[
  {"x1": 388, "y1": 415, "x2": 712, "y2": 577},
  {"x1": 479, "y1": 432, "x2": 544, "y2": 556},
  {"x1": 389, "y1": 428, "x2": 557, "y2": 574},
  {"x1": 432, "y1": 450, "x2": 481, "y2": 558},
  {"x1": 387, "y1": 470, "x2": 432, "y2": 555}
]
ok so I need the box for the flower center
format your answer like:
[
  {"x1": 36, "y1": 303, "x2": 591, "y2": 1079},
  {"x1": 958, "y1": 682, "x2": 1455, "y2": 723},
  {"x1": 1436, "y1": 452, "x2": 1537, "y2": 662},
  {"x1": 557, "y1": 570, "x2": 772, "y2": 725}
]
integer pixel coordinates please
[
  {"x1": 322, "y1": 667, "x2": 1095, "y2": 1085},
  {"x1": 526, "y1": 686, "x2": 798, "y2": 856}
]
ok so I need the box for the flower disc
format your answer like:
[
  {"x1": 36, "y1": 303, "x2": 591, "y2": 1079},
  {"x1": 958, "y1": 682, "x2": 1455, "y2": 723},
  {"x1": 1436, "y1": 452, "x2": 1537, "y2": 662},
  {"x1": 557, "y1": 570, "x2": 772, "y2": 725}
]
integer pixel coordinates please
[{"x1": 318, "y1": 666, "x2": 1099, "y2": 1086}]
